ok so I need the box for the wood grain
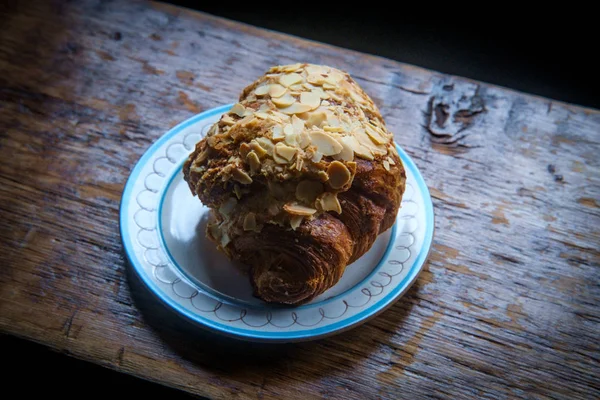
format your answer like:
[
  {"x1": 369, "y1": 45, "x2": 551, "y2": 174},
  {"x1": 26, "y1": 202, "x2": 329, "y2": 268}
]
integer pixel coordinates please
[{"x1": 1, "y1": 1, "x2": 599, "y2": 399}]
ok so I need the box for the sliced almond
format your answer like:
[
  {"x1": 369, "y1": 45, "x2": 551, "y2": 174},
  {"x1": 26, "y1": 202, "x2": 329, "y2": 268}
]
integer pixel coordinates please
[
  {"x1": 232, "y1": 168, "x2": 253, "y2": 185},
  {"x1": 269, "y1": 84, "x2": 287, "y2": 98},
  {"x1": 279, "y1": 103, "x2": 313, "y2": 115},
  {"x1": 254, "y1": 84, "x2": 271, "y2": 96},
  {"x1": 300, "y1": 91, "x2": 321, "y2": 110},
  {"x1": 221, "y1": 114, "x2": 236, "y2": 126},
  {"x1": 290, "y1": 84, "x2": 304, "y2": 91},
  {"x1": 323, "y1": 125, "x2": 344, "y2": 133},
  {"x1": 283, "y1": 203, "x2": 317, "y2": 216},
  {"x1": 311, "y1": 150, "x2": 323, "y2": 163},
  {"x1": 247, "y1": 151, "x2": 261, "y2": 172},
  {"x1": 283, "y1": 123, "x2": 294, "y2": 136},
  {"x1": 318, "y1": 192, "x2": 342, "y2": 214},
  {"x1": 322, "y1": 83, "x2": 336, "y2": 90},
  {"x1": 296, "y1": 180, "x2": 324, "y2": 204},
  {"x1": 231, "y1": 103, "x2": 246, "y2": 117},
  {"x1": 220, "y1": 232, "x2": 231, "y2": 247},
  {"x1": 290, "y1": 215, "x2": 304, "y2": 230},
  {"x1": 291, "y1": 115, "x2": 305, "y2": 134},
  {"x1": 306, "y1": 111, "x2": 327, "y2": 128},
  {"x1": 387, "y1": 156, "x2": 396, "y2": 165},
  {"x1": 311, "y1": 87, "x2": 329, "y2": 99},
  {"x1": 309, "y1": 131, "x2": 343, "y2": 156},
  {"x1": 295, "y1": 156, "x2": 304, "y2": 171},
  {"x1": 365, "y1": 124, "x2": 387, "y2": 145},
  {"x1": 279, "y1": 73, "x2": 303, "y2": 87},
  {"x1": 299, "y1": 131, "x2": 311, "y2": 148},
  {"x1": 282, "y1": 63, "x2": 304, "y2": 72},
  {"x1": 349, "y1": 89, "x2": 367, "y2": 104},
  {"x1": 383, "y1": 160, "x2": 390, "y2": 171},
  {"x1": 285, "y1": 130, "x2": 299, "y2": 147},
  {"x1": 307, "y1": 74, "x2": 325, "y2": 85},
  {"x1": 305, "y1": 65, "x2": 326, "y2": 75},
  {"x1": 343, "y1": 135, "x2": 373, "y2": 160},
  {"x1": 334, "y1": 136, "x2": 354, "y2": 161},
  {"x1": 317, "y1": 170, "x2": 329, "y2": 182},
  {"x1": 219, "y1": 197, "x2": 237, "y2": 216},
  {"x1": 272, "y1": 126, "x2": 285, "y2": 142},
  {"x1": 327, "y1": 161, "x2": 352, "y2": 189},
  {"x1": 254, "y1": 112, "x2": 269, "y2": 120},
  {"x1": 255, "y1": 137, "x2": 274, "y2": 156},
  {"x1": 249, "y1": 140, "x2": 268, "y2": 158},
  {"x1": 274, "y1": 142, "x2": 297, "y2": 162},
  {"x1": 243, "y1": 212, "x2": 257, "y2": 231},
  {"x1": 272, "y1": 93, "x2": 296, "y2": 108},
  {"x1": 239, "y1": 142, "x2": 252, "y2": 158}
]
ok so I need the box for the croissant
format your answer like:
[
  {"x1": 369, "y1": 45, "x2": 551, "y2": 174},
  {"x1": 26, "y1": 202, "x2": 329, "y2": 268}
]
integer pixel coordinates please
[{"x1": 183, "y1": 64, "x2": 406, "y2": 305}]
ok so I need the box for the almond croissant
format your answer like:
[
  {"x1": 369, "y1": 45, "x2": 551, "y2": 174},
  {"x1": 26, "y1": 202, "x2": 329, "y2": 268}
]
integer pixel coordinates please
[{"x1": 183, "y1": 64, "x2": 406, "y2": 305}]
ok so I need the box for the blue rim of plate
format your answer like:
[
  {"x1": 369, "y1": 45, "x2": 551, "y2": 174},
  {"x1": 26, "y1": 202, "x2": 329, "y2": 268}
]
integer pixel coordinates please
[{"x1": 119, "y1": 104, "x2": 435, "y2": 342}]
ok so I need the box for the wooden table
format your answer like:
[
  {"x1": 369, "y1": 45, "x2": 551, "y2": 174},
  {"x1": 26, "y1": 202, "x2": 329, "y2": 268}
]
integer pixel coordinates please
[{"x1": 1, "y1": 1, "x2": 599, "y2": 399}]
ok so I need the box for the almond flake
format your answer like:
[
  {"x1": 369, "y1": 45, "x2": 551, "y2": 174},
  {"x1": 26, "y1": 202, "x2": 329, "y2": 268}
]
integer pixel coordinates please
[
  {"x1": 272, "y1": 126, "x2": 285, "y2": 142},
  {"x1": 383, "y1": 160, "x2": 390, "y2": 171},
  {"x1": 343, "y1": 135, "x2": 374, "y2": 160},
  {"x1": 305, "y1": 65, "x2": 325, "y2": 75},
  {"x1": 272, "y1": 93, "x2": 296, "y2": 108},
  {"x1": 233, "y1": 184, "x2": 243, "y2": 199},
  {"x1": 255, "y1": 137, "x2": 274, "y2": 156},
  {"x1": 327, "y1": 161, "x2": 351, "y2": 189},
  {"x1": 282, "y1": 63, "x2": 304, "y2": 72},
  {"x1": 295, "y1": 156, "x2": 304, "y2": 171},
  {"x1": 219, "y1": 197, "x2": 237, "y2": 216},
  {"x1": 249, "y1": 140, "x2": 268, "y2": 158},
  {"x1": 243, "y1": 212, "x2": 257, "y2": 231},
  {"x1": 335, "y1": 136, "x2": 354, "y2": 161},
  {"x1": 247, "y1": 151, "x2": 261, "y2": 172},
  {"x1": 279, "y1": 102, "x2": 313, "y2": 115},
  {"x1": 274, "y1": 142, "x2": 297, "y2": 162},
  {"x1": 232, "y1": 168, "x2": 253, "y2": 185},
  {"x1": 269, "y1": 84, "x2": 287, "y2": 98},
  {"x1": 317, "y1": 170, "x2": 329, "y2": 182},
  {"x1": 323, "y1": 125, "x2": 344, "y2": 133},
  {"x1": 283, "y1": 203, "x2": 317, "y2": 216},
  {"x1": 306, "y1": 111, "x2": 327, "y2": 128},
  {"x1": 220, "y1": 232, "x2": 231, "y2": 247},
  {"x1": 254, "y1": 112, "x2": 269, "y2": 119},
  {"x1": 311, "y1": 150, "x2": 323, "y2": 163},
  {"x1": 283, "y1": 123, "x2": 294, "y2": 136},
  {"x1": 279, "y1": 73, "x2": 303, "y2": 87},
  {"x1": 309, "y1": 131, "x2": 343, "y2": 156},
  {"x1": 318, "y1": 192, "x2": 342, "y2": 214},
  {"x1": 299, "y1": 131, "x2": 311, "y2": 148},
  {"x1": 231, "y1": 103, "x2": 246, "y2": 117},
  {"x1": 296, "y1": 180, "x2": 324, "y2": 204},
  {"x1": 307, "y1": 74, "x2": 325, "y2": 85},
  {"x1": 239, "y1": 143, "x2": 251, "y2": 158},
  {"x1": 285, "y1": 130, "x2": 299, "y2": 146},
  {"x1": 221, "y1": 114, "x2": 236, "y2": 126},
  {"x1": 300, "y1": 91, "x2": 321, "y2": 110},
  {"x1": 291, "y1": 115, "x2": 305, "y2": 134},
  {"x1": 290, "y1": 215, "x2": 304, "y2": 230},
  {"x1": 365, "y1": 124, "x2": 387, "y2": 145},
  {"x1": 254, "y1": 84, "x2": 271, "y2": 96},
  {"x1": 387, "y1": 156, "x2": 396, "y2": 165},
  {"x1": 323, "y1": 83, "x2": 336, "y2": 90}
]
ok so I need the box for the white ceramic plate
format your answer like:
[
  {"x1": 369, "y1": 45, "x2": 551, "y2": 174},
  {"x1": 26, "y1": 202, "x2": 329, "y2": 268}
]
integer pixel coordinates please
[{"x1": 120, "y1": 104, "x2": 434, "y2": 342}]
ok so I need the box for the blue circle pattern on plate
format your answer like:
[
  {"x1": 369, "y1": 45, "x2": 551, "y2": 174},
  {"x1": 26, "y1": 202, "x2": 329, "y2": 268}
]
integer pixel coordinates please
[{"x1": 120, "y1": 104, "x2": 434, "y2": 341}]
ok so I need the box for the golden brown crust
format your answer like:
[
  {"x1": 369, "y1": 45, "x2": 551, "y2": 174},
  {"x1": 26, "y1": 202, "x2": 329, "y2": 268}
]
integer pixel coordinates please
[{"x1": 183, "y1": 63, "x2": 406, "y2": 305}]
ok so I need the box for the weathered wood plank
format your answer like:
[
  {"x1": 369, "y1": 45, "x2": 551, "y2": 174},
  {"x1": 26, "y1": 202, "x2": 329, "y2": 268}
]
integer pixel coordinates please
[{"x1": 1, "y1": 1, "x2": 599, "y2": 399}]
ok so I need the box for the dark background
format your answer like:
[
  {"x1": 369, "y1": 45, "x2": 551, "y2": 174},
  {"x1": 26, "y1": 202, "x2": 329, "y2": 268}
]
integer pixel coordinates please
[{"x1": 4, "y1": 3, "x2": 597, "y2": 400}]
